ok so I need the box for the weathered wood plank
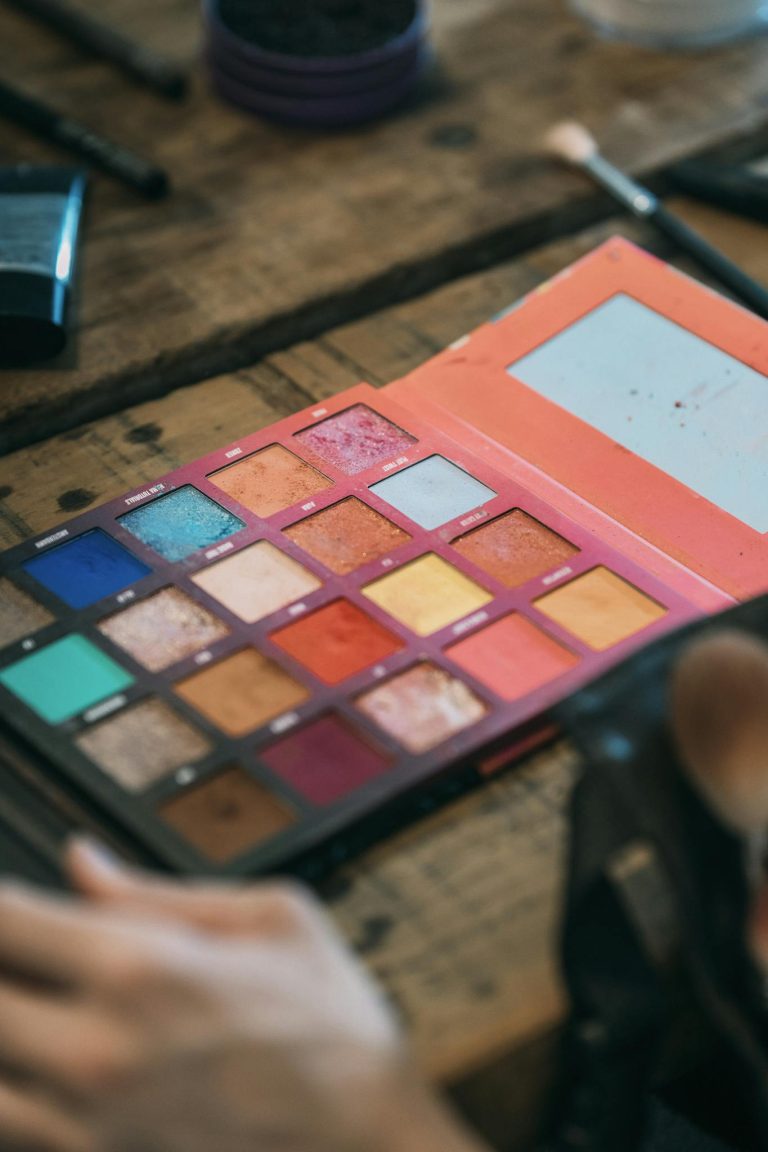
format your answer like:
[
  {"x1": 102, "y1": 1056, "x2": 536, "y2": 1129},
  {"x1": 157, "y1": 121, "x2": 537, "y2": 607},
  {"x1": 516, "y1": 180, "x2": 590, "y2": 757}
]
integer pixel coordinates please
[{"x1": 1, "y1": 0, "x2": 768, "y2": 449}]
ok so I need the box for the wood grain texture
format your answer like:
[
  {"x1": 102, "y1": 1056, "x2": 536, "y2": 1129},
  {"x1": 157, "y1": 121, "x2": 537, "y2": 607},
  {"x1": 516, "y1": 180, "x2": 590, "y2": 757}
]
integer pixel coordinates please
[
  {"x1": 1, "y1": 213, "x2": 766, "y2": 1148},
  {"x1": 2, "y1": 0, "x2": 768, "y2": 449}
]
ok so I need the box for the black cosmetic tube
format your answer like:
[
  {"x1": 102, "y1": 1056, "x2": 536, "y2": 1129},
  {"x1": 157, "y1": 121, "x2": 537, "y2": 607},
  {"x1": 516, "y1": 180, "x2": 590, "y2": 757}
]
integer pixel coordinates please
[{"x1": 0, "y1": 166, "x2": 88, "y2": 365}]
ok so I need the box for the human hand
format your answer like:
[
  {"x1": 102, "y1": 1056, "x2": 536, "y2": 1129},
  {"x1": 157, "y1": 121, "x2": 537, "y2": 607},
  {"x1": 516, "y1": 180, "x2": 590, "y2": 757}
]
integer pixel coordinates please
[
  {"x1": 0, "y1": 850, "x2": 484, "y2": 1152},
  {"x1": 671, "y1": 627, "x2": 768, "y2": 970}
]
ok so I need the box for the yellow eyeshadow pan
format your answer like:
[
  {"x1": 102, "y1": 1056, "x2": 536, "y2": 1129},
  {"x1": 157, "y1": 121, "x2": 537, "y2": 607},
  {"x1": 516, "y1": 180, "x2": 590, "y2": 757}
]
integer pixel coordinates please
[
  {"x1": 534, "y1": 567, "x2": 668, "y2": 651},
  {"x1": 362, "y1": 554, "x2": 492, "y2": 636},
  {"x1": 191, "y1": 541, "x2": 321, "y2": 623}
]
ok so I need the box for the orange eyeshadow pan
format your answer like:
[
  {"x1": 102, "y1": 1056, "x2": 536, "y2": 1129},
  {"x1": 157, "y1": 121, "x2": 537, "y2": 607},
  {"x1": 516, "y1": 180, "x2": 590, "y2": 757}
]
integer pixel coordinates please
[
  {"x1": 271, "y1": 599, "x2": 404, "y2": 684},
  {"x1": 174, "y1": 649, "x2": 309, "y2": 736},
  {"x1": 447, "y1": 614, "x2": 579, "y2": 701},
  {"x1": 452, "y1": 509, "x2": 578, "y2": 588},
  {"x1": 209, "y1": 444, "x2": 333, "y2": 518},
  {"x1": 283, "y1": 498, "x2": 410, "y2": 575}
]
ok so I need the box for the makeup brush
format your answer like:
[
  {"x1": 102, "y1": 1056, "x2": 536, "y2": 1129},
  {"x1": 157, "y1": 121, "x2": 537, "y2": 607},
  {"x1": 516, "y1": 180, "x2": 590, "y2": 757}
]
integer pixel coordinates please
[{"x1": 544, "y1": 121, "x2": 768, "y2": 321}]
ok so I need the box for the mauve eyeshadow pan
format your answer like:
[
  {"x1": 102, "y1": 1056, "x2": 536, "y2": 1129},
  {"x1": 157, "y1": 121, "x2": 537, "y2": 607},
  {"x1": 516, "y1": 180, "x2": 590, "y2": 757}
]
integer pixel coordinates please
[
  {"x1": 356, "y1": 662, "x2": 487, "y2": 754},
  {"x1": 294, "y1": 405, "x2": 416, "y2": 475},
  {"x1": 260, "y1": 714, "x2": 391, "y2": 805}
]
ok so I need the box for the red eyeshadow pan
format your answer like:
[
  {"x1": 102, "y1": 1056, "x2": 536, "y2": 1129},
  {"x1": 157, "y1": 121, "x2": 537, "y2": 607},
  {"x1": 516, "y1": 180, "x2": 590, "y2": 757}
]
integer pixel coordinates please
[
  {"x1": 260, "y1": 714, "x2": 392, "y2": 805},
  {"x1": 447, "y1": 613, "x2": 580, "y2": 700},
  {"x1": 271, "y1": 599, "x2": 404, "y2": 684}
]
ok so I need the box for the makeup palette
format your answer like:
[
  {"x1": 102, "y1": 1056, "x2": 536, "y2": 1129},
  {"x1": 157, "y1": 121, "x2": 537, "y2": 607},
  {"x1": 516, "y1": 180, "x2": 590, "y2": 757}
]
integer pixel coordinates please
[
  {"x1": 0, "y1": 381, "x2": 701, "y2": 877},
  {"x1": 2, "y1": 236, "x2": 764, "y2": 880}
]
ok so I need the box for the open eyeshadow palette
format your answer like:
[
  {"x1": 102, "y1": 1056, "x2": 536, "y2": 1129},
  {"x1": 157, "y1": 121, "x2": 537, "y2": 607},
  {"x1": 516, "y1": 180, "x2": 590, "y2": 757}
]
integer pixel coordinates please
[{"x1": 0, "y1": 237, "x2": 765, "y2": 881}]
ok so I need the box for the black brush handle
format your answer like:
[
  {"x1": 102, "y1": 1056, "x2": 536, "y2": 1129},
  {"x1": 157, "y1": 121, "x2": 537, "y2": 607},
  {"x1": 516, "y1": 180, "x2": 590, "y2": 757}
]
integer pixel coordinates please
[
  {"x1": 652, "y1": 204, "x2": 768, "y2": 320},
  {"x1": 667, "y1": 160, "x2": 768, "y2": 226}
]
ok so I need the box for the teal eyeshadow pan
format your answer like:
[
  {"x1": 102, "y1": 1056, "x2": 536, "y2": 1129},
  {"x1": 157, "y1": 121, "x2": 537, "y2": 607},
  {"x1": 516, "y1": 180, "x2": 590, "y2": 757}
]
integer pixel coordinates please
[
  {"x1": 0, "y1": 635, "x2": 134, "y2": 724},
  {"x1": 119, "y1": 487, "x2": 245, "y2": 563}
]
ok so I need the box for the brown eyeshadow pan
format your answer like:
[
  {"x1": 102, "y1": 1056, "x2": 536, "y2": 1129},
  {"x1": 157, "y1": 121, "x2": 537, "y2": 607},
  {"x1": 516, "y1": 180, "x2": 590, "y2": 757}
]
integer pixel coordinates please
[
  {"x1": 174, "y1": 648, "x2": 309, "y2": 736},
  {"x1": 76, "y1": 698, "x2": 212, "y2": 792},
  {"x1": 0, "y1": 578, "x2": 54, "y2": 647},
  {"x1": 452, "y1": 509, "x2": 578, "y2": 588},
  {"x1": 98, "y1": 587, "x2": 230, "y2": 672},
  {"x1": 161, "y1": 765, "x2": 296, "y2": 862},
  {"x1": 208, "y1": 444, "x2": 333, "y2": 518},
  {"x1": 283, "y1": 498, "x2": 410, "y2": 575}
]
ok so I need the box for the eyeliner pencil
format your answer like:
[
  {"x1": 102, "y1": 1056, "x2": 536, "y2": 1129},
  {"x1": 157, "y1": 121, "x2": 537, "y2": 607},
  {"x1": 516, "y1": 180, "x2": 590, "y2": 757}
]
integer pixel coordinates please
[
  {"x1": 545, "y1": 121, "x2": 768, "y2": 321},
  {"x1": 0, "y1": 78, "x2": 169, "y2": 199},
  {"x1": 2, "y1": 0, "x2": 187, "y2": 101}
]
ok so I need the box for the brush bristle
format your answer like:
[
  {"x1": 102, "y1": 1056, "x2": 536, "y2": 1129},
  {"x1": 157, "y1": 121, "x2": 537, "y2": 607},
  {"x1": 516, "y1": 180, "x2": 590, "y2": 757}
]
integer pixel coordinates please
[{"x1": 544, "y1": 120, "x2": 598, "y2": 165}]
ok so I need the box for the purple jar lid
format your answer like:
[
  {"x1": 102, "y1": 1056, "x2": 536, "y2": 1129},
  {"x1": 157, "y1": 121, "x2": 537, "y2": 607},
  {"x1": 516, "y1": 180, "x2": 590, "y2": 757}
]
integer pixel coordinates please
[
  {"x1": 209, "y1": 46, "x2": 430, "y2": 127},
  {"x1": 202, "y1": 0, "x2": 431, "y2": 126}
]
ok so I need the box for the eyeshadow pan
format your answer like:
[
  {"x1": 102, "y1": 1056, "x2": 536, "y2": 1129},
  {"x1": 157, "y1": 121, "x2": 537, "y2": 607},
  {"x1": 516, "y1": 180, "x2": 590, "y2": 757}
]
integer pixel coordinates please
[
  {"x1": 209, "y1": 445, "x2": 333, "y2": 518},
  {"x1": 0, "y1": 635, "x2": 133, "y2": 725},
  {"x1": 191, "y1": 541, "x2": 321, "y2": 623},
  {"x1": 76, "y1": 698, "x2": 212, "y2": 792},
  {"x1": 447, "y1": 614, "x2": 579, "y2": 700},
  {"x1": 294, "y1": 404, "x2": 416, "y2": 476},
  {"x1": 119, "y1": 487, "x2": 244, "y2": 563},
  {"x1": 369, "y1": 455, "x2": 497, "y2": 530},
  {"x1": 283, "y1": 498, "x2": 410, "y2": 576},
  {"x1": 22, "y1": 530, "x2": 151, "y2": 610},
  {"x1": 356, "y1": 663, "x2": 487, "y2": 754},
  {"x1": 174, "y1": 648, "x2": 309, "y2": 736},
  {"x1": 363, "y1": 554, "x2": 492, "y2": 636},
  {"x1": 271, "y1": 599, "x2": 404, "y2": 685},
  {"x1": 260, "y1": 714, "x2": 391, "y2": 805},
  {"x1": 535, "y1": 567, "x2": 668, "y2": 651},
  {"x1": 98, "y1": 587, "x2": 230, "y2": 672},
  {"x1": 161, "y1": 765, "x2": 296, "y2": 862},
  {"x1": 452, "y1": 510, "x2": 578, "y2": 588},
  {"x1": 0, "y1": 578, "x2": 54, "y2": 647}
]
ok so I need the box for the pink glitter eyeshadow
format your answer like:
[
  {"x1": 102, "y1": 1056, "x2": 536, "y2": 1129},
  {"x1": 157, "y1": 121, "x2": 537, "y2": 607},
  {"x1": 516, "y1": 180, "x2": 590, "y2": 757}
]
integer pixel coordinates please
[{"x1": 294, "y1": 405, "x2": 417, "y2": 476}]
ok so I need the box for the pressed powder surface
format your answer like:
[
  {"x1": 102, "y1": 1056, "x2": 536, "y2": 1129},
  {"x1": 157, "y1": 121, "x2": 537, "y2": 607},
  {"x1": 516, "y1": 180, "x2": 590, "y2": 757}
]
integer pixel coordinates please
[
  {"x1": 0, "y1": 578, "x2": 54, "y2": 647},
  {"x1": 283, "y1": 498, "x2": 410, "y2": 575},
  {"x1": 370, "y1": 455, "x2": 497, "y2": 530},
  {"x1": 98, "y1": 588, "x2": 230, "y2": 672},
  {"x1": 356, "y1": 662, "x2": 487, "y2": 753},
  {"x1": 192, "y1": 541, "x2": 322, "y2": 623},
  {"x1": 22, "y1": 530, "x2": 151, "y2": 610},
  {"x1": 272, "y1": 599, "x2": 404, "y2": 684},
  {"x1": 76, "y1": 698, "x2": 212, "y2": 792},
  {"x1": 447, "y1": 613, "x2": 580, "y2": 701},
  {"x1": 0, "y1": 635, "x2": 133, "y2": 725},
  {"x1": 363, "y1": 553, "x2": 492, "y2": 636},
  {"x1": 174, "y1": 648, "x2": 309, "y2": 736},
  {"x1": 294, "y1": 405, "x2": 416, "y2": 476},
  {"x1": 120, "y1": 487, "x2": 245, "y2": 563},
  {"x1": 535, "y1": 566, "x2": 668, "y2": 651},
  {"x1": 260, "y1": 713, "x2": 391, "y2": 805},
  {"x1": 209, "y1": 445, "x2": 333, "y2": 518},
  {"x1": 452, "y1": 510, "x2": 578, "y2": 589},
  {"x1": 161, "y1": 765, "x2": 296, "y2": 862}
]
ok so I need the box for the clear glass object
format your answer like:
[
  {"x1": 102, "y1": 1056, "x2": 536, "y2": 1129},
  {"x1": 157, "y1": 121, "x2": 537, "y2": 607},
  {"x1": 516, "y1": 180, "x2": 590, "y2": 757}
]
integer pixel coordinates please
[{"x1": 570, "y1": 0, "x2": 768, "y2": 47}]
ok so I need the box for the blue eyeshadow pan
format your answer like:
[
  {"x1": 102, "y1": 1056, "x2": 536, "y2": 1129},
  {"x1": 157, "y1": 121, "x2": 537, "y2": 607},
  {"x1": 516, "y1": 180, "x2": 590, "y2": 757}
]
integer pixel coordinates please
[
  {"x1": 119, "y1": 487, "x2": 245, "y2": 563},
  {"x1": 23, "y1": 530, "x2": 151, "y2": 610}
]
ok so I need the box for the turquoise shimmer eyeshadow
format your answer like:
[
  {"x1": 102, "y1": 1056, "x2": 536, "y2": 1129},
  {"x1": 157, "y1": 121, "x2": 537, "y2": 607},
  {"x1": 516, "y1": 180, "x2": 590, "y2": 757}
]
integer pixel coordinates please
[
  {"x1": 0, "y1": 635, "x2": 134, "y2": 724},
  {"x1": 119, "y1": 487, "x2": 245, "y2": 563}
]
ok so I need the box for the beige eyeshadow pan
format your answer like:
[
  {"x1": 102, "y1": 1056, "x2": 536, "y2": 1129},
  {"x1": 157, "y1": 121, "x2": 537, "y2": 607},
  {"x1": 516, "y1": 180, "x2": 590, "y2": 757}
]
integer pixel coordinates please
[
  {"x1": 191, "y1": 541, "x2": 321, "y2": 623},
  {"x1": 0, "y1": 578, "x2": 54, "y2": 647},
  {"x1": 98, "y1": 587, "x2": 230, "y2": 672},
  {"x1": 76, "y1": 698, "x2": 212, "y2": 792}
]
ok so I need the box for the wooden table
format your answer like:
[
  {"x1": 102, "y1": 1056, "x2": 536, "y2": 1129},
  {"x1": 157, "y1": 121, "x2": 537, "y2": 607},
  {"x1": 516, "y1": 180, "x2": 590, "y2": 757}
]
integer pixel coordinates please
[{"x1": 1, "y1": 2, "x2": 767, "y2": 1147}]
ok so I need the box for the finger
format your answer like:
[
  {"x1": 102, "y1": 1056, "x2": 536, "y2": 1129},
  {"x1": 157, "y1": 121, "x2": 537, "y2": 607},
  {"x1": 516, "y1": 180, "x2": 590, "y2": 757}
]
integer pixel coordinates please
[
  {"x1": 0, "y1": 982, "x2": 138, "y2": 1098},
  {"x1": 670, "y1": 629, "x2": 768, "y2": 835},
  {"x1": 67, "y1": 839, "x2": 320, "y2": 937},
  {"x1": 0, "y1": 1079, "x2": 92, "y2": 1152}
]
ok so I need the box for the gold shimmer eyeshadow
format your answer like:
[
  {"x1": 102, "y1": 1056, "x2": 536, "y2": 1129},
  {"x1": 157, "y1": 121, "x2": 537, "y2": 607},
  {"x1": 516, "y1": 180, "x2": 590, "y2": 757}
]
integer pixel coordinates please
[
  {"x1": 98, "y1": 587, "x2": 230, "y2": 672},
  {"x1": 357, "y1": 663, "x2": 487, "y2": 753},
  {"x1": 452, "y1": 509, "x2": 578, "y2": 588},
  {"x1": 161, "y1": 766, "x2": 297, "y2": 862},
  {"x1": 0, "y1": 578, "x2": 54, "y2": 647},
  {"x1": 191, "y1": 541, "x2": 321, "y2": 623},
  {"x1": 362, "y1": 554, "x2": 492, "y2": 636},
  {"x1": 76, "y1": 699, "x2": 212, "y2": 792},
  {"x1": 283, "y1": 498, "x2": 410, "y2": 575},
  {"x1": 174, "y1": 649, "x2": 309, "y2": 736},
  {"x1": 208, "y1": 444, "x2": 333, "y2": 518},
  {"x1": 535, "y1": 567, "x2": 668, "y2": 651}
]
